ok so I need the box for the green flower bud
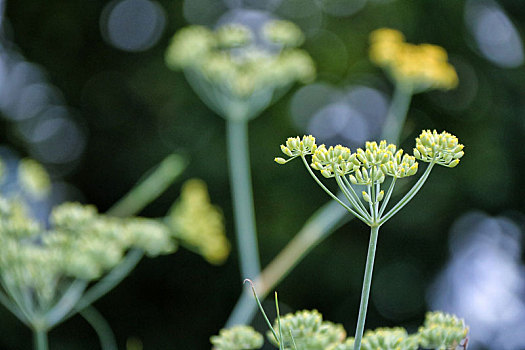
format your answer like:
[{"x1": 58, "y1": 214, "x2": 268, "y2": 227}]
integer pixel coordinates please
[
  {"x1": 18, "y1": 158, "x2": 51, "y2": 199},
  {"x1": 216, "y1": 24, "x2": 252, "y2": 48},
  {"x1": 414, "y1": 130, "x2": 464, "y2": 167},
  {"x1": 211, "y1": 325, "x2": 263, "y2": 350},
  {"x1": 377, "y1": 190, "x2": 385, "y2": 202},
  {"x1": 274, "y1": 157, "x2": 287, "y2": 165},
  {"x1": 263, "y1": 20, "x2": 304, "y2": 47},
  {"x1": 362, "y1": 191, "x2": 371, "y2": 203},
  {"x1": 417, "y1": 311, "x2": 468, "y2": 349},
  {"x1": 278, "y1": 135, "x2": 318, "y2": 163},
  {"x1": 267, "y1": 309, "x2": 346, "y2": 350}
]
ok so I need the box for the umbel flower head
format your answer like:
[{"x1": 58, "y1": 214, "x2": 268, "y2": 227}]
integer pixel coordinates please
[
  {"x1": 370, "y1": 28, "x2": 458, "y2": 92},
  {"x1": 210, "y1": 325, "x2": 263, "y2": 350},
  {"x1": 165, "y1": 20, "x2": 315, "y2": 119},
  {"x1": 267, "y1": 309, "x2": 346, "y2": 350},
  {"x1": 0, "y1": 196, "x2": 178, "y2": 303},
  {"x1": 168, "y1": 179, "x2": 230, "y2": 265},
  {"x1": 330, "y1": 327, "x2": 418, "y2": 350},
  {"x1": 414, "y1": 130, "x2": 464, "y2": 167},
  {"x1": 417, "y1": 311, "x2": 469, "y2": 349}
]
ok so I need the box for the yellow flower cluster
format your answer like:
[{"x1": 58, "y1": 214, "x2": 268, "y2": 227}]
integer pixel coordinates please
[
  {"x1": 169, "y1": 179, "x2": 230, "y2": 265},
  {"x1": 414, "y1": 130, "x2": 465, "y2": 167},
  {"x1": 165, "y1": 21, "x2": 315, "y2": 98},
  {"x1": 0, "y1": 197, "x2": 178, "y2": 303},
  {"x1": 418, "y1": 311, "x2": 469, "y2": 349},
  {"x1": 370, "y1": 28, "x2": 458, "y2": 91},
  {"x1": 210, "y1": 325, "x2": 263, "y2": 350},
  {"x1": 267, "y1": 309, "x2": 346, "y2": 350},
  {"x1": 329, "y1": 327, "x2": 418, "y2": 350}
]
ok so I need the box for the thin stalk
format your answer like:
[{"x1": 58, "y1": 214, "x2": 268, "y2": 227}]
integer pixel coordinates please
[
  {"x1": 227, "y1": 119, "x2": 261, "y2": 280},
  {"x1": 80, "y1": 306, "x2": 118, "y2": 350},
  {"x1": 379, "y1": 162, "x2": 435, "y2": 225},
  {"x1": 225, "y1": 200, "x2": 349, "y2": 326},
  {"x1": 353, "y1": 225, "x2": 380, "y2": 350},
  {"x1": 378, "y1": 177, "x2": 397, "y2": 218},
  {"x1": 301, "y1": 156, "x2": 367, "y2": 225},
  {"x1": 0, "y1": 289, "x2": 28, "y2": 325},
  {"x1": 107, "y1": 154, "x2": 187, "y2": 217},
  {"x1": 60, "y1": 249, "x2": 144, "y2": 325},
  {"x1": 335, "y1": 175, "x2": 371, "y2": 222},
  {"x1": 33, "y1": 328, "x2": 48, "y2": 350},
  {"x1": 381, "y1": 85, "x2": 413, "y2": 144},
  {"x1": 342, "y1": 177, "x2": 369, "y2": 215},
  {"x1": 45, "y1": 279, "x2": 88, "y2": 328}
]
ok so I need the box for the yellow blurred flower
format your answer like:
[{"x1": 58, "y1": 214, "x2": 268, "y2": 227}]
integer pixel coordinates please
[
  {"x1": 370, "y1": 28, "x2": 458, "y2": 92},
  {"x1": 169, "y1": 179, "x2": 230, "y2": 264}
]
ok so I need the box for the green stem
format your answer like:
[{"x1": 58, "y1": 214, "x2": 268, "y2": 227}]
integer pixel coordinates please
[
  {"x1": 301, "y1": 156, "x2": 368, "y2": 225},
  {"x1": 335, "y1": 175, "x2": 371, "y2": 222},
  {"x1": 225, "y1": 200, "x2": 349, "y2": 327},
  {"x1": 379, "y1": 162, "x2": 435, "y2": 225},
  {"x1": 108, "y1": 154, "x2": 187, "y2": 217},
  {"x1": 342, "y1": 177, "x2": 369, "y2": 215},
  {"x1": 0, "y1": 286, "x2": 29, "y2": 325},
  {"x1": 59, "y1": 249, "x2": 144, "y2": 326},
  {"x1": 80, "y1": 306, "x2": 118, "y2": 350},
  {"x1": 353, "y1": 225, "x2": 380, "y2": 350},
  {"x1": 381, "y1": 85, "x2": 413, "y2": 144},
  {"x1": 45, "y1": 279, "x2": 88, "y2": 328},
  {"x1": 33, "y1": 328, "x2": 48, "y2": 350},
  {"x1": 227, "y1": 119, "x2": 261, "y2": 280},
  {"x1": 378, "y1": 177, "x2": 397, "y2": 218}
]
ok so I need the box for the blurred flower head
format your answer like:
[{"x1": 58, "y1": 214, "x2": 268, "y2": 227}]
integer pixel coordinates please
[
  {"x1": 210, "y1": 325, "x2": 263, "y2": 350},
  {"x1": 370, "y1": 28, "x2": 458, "y2": 92},
  {"x1": 165, "y1": 20, "x2": 315, "y2": 119},
  {"x1": 168, "y1": 179, "x2": 230, "y2": 265}
]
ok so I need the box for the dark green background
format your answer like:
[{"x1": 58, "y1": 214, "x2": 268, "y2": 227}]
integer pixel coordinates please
[{"x1": 1, "y1": 0, "x2": 524, "y2": 348}]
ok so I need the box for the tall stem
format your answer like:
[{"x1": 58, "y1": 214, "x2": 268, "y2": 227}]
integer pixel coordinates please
[
  {"x1": 33, "y1": 328, "x2": 48, "y2": 350},
  {"x1": 227, "y1": 119, "x2": 261, "y2": 280},
  {"x1": 381, "y1": 85, "x2": 413, "y2": 144},
  {"x1": 353, "y1": 225, "x2": 380, "y2": 350}
]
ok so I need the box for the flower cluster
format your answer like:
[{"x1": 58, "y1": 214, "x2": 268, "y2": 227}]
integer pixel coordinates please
[
  {"x1": 417, "y1": 311, "x2": 469, "y2": 349},
  {"x1": 267, "y1": 309, "x2": 346, "y2": 349},
  {"x1": 0, "y1": 197, "x2": 177, "y2": 304},
  {"x1": 414, "y1": 130, "x2": 465, "y2": 167},
  {"x1": 330, "y1": 327, "x2": 418, "y2": 350},
  {"x1": 168, "y1": 179, "x2": 230, "y2": 265},
  {"x1": 165, "y1": 21, "x2": 315, "y2": 98},
  {"x1": 370, "y1": 28, "x2": 458, "y2": 92},
  {"x1": 210, "y1": 325, "x2": 263, "y2": 350}
]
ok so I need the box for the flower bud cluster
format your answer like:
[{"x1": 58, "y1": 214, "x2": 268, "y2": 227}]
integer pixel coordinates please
[
  {"x1": 330, "y1": 327, "x2": 418, "y2": 350},
  {"x1": 275, "y1": 135, "x2": 317, "y2": 164},
  {"x1": 0, "y1": 195, "x2": 178, "y2": 303},
  {"x1": 165, "y1": 21, "x2": 315, "y2": 98},
  {"x1": 267, "y1": 309, "x2": 346, "y2": 349},
  {"x1": 370, "y1": 28, "x2": 458, "y2": 92},
  {"x1": 311, "y1": 145, "x2": 357, "y2": 178},
  {"x1": 168, "y1": 179, "x2": 230, "y2": 265},
  {"x1": 349, "y1": 141, "x2": 403, "y2": 185},
  {"x1": 210, "y1": 325, "x2": 263, "y2": 350},
  {"x1": 380, "y1": 150, "x2": 419, "y2": 178},
  {"x1": 17, "y1": 158, "x2": 51, "y2": 199},
  {"x1": 414, "y1": 130, "x2": 464, "y2": 167},
  {"x1": 417, "y1": 311, "x2": 469, "y2": 349}
]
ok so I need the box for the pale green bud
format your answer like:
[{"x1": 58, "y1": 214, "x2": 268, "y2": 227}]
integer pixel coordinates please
[
  {"x1": 263, "y1": 20, "x2": 304, "y2": 47},
  {"x1": 216, "y1": 24, "x2": 252, "y2": 48},
  {"x1": 274, "y1": 157, "x2": 287, "y2": 164},
  {"x1": 377, "y1": 190, "x2": 385, "y2": 202},
  {"x1": 18, "y1": 158, "x2": 51, "y2": 199},
  {"x1": 165, "y1": 26, "x2": 215, "y2": 69},
  {"x1": 362, "y1": 191, "x2": 371, "y2": 203},
  {"x1": 211, "y1": 325, "x2": 263, "y2": 350},
  {"x1": 414, "y1": 130, "x2": 464, "y2": 167},
  {"x1": 417, "y1": 311, "x2": 468, "y2": 349},
  {"x1": 267, "y1": 310, "x2": 346, "y2": 349}
]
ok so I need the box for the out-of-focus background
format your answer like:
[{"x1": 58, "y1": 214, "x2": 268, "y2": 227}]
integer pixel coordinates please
[{"x1": 0, "y1": 0, "x2": 524, "y2": 349}]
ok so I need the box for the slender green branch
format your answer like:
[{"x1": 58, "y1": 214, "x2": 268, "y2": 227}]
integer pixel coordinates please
[
  {"x1": 301, "y1": 156, "x2": 368, "y2": 225},
  {"x1": 379, "y1": 162, "x2": 435, "y2": 225},
  {"x1": 80, "y1": 306, "x2": 118, "y2": 350},
  {"x1": 353, "y1": 225, "x2": 380, "y2": 350},
  {"x1": 33, "y1": 328, "x2": 48, "y2": 350},
  {"x1": 378, "y1": 177, "x2": 397, "y2": 218},
  {"x1": 227, "y1": 119, "x2": 261, "y2": 280},
  {"x1": 108, "y1": 154, "x2": 187, "y2": 217},
  {"x1": 225, "y1": 200, "x2": 350, "y2": 327},
  {"x1": 342, "y1": 176, "x2": 369, "y2": 215},
  {"x1": 45, "y1": 279, "x2": 88, "y2": 328},
  {"x1": 335, "y1": 175, "x2": 371, "y2": 222},
  {"x1": 381, "y1": 85, "x2": 413, "y2": 144}
]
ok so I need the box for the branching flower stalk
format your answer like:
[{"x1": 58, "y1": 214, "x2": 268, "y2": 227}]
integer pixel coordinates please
[
  {"x1": 225, "y1": 27, "x2": 460, "y2": 326},
  {"x1": 165, "y1": 20, "x2": 315, "y2": 305},
  {"x1": 275, "y1": 131, "x2": 464, "y2": 350}
]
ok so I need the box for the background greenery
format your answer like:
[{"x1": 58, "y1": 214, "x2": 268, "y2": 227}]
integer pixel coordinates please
[{"x1": 0, "y1": 0, "x2": 524, "y2": 349}]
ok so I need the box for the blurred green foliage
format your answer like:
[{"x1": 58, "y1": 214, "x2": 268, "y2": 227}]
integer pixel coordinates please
[{"x1": 1, "y1": 0, "x2": 524, "y2": 349}]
